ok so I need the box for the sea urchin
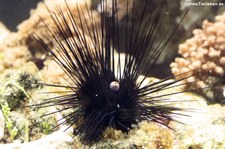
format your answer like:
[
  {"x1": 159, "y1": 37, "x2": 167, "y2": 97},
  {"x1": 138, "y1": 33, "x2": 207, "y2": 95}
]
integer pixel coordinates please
[{"x1": 34, "y1": 0, "x2": 190, "y2": 145}]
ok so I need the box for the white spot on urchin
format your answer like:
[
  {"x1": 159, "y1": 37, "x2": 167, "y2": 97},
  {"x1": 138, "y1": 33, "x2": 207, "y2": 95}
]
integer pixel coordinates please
[{"x1": 109, "y1": 81, "x2": 120, "y2": 91}]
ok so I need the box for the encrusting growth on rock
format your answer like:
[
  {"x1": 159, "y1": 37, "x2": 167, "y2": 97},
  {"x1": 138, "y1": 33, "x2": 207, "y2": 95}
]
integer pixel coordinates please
[{"x1": 171, "y1": 12, "x2": 225, "y2": 90}]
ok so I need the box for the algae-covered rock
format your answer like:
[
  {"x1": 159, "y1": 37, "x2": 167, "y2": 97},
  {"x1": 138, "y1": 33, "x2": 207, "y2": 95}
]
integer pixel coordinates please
[
  {"x1": 0, "y1": 63, "x2": 58, "y2": 143},
  {"x1": 77, "y1": 121, "x2": 173, "y2": 149},
  {"x1": 0, "y1": 110, "x2": 4, "y2": 140},
  {"x1": 172, "y1": 94, "x2": 225, "y2": 149}
]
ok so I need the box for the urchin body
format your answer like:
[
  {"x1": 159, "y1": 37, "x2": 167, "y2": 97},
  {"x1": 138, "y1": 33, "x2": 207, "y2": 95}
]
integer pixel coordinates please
[{"x1": 77, "y1": 70, "x2": 139, "y2": 142}]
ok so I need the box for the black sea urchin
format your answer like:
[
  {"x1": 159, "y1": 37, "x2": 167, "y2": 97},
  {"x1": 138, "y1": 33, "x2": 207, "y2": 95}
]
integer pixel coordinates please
[{"x1": 34, "y1": 0, "x2": 190, "y2": 145}]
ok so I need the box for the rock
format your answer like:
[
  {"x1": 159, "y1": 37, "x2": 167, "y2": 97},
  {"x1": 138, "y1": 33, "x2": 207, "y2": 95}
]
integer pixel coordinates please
[
  {"x1": 0, "y1": 110, "x2": 5, "y2": 140},
  {"x1": 0, "y1": 126, "x2": 73, "y2": 149},
  {"x1": 173, "y1": 94, "x2": 225, "y2": 148}
]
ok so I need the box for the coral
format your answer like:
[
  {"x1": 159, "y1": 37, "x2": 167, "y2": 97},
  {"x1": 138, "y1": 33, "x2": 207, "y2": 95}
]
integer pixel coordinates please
[
  {"x1": 15, "y1": 0, "x2": 93, "y2": 48},
  {"x1": 0, "y1": 0, "x2": 98, "y2": 74},
  {"x1": 0, "y1": 23, "x2": 31, "y2": 72},
  {"x1": 0, "y1": 22, "x2": 10, "y2": 42},
  {"x1": 40, "y1": 35, "x2": 96, "y2": 85},
  {"x1": 0, "y1": 45, "x2": 31, "y2": 72},
  {"x1": 170, "y1": 12, "x2": 225, "y2": 102},
  {"x1": 41, "y1": 59, "x2": 67, "y2": 86}
]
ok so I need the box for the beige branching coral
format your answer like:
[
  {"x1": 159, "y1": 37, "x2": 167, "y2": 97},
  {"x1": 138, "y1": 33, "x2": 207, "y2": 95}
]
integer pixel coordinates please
[
  {"x1": 3, "y1": 0, "x2": 94, "y2": 48},
  {"x1": 0, "y1": 23, "x2": 31, "y2": 72},
  {"x1": 0, "y1": 0, "x2": 94, "y2": 72},
  {"x1": 171, "y1": 12, "x2": 225, "y2": 89}
]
